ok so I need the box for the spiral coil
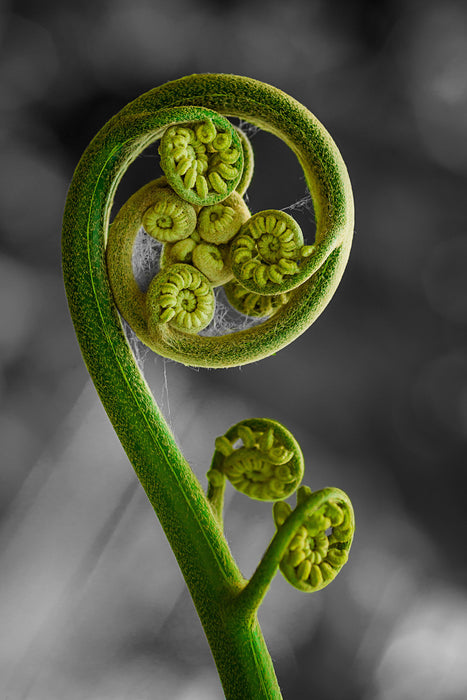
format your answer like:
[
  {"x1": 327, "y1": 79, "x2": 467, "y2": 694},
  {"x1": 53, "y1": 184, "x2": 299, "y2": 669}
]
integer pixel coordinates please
[
  {"x1": 208, "y1": 418, "x2": 304, "y2": 501},
  {"x1": 273, "y1": 486, "x2": 354, "y2": 593},
  {"x1": 146, "y1": 263, "x2": 215, "y2": 334},
  {"x1": 230, "y1": 210, "x2": 313, "y2": 294},
  {"x1": 159, "y1": 116, "x2": 244, "y2": 205},
  {"x1": 104, "y1": 76, "x2": 353, "y2": 368},
  {"x1": 206, "y1": 419, "x2": 355, "y2": 595}
]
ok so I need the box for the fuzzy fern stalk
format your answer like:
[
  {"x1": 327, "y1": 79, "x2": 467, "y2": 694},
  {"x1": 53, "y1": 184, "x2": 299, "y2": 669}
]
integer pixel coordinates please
[{"x1": 62, "y1": 74, "x2": 355, "y2": 699}]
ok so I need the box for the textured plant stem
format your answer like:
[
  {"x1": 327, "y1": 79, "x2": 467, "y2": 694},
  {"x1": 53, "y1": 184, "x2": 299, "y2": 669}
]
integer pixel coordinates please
[
  {"x1": 61, "y1": 83, "x2": 286, "y2": 699},
  {"x1": 62, "y1": 173, "x2": 283, "y2": 697}
]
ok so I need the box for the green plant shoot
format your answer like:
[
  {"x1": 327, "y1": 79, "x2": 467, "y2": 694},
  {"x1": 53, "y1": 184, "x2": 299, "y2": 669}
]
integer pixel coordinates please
[{"x1": 62, "y1": 73, "x2": 355, "y2": 699}]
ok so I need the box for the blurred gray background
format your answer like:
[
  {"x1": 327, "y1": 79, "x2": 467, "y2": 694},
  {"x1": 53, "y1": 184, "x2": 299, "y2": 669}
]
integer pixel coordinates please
[{"x1": 1, "y1": 0, "x2": 467, "y2": 698}]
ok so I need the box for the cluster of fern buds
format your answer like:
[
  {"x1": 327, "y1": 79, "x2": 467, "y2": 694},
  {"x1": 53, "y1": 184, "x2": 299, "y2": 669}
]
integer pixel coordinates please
[{"x1": 108, "y1": 112, "x2": 315, "y2": 339}]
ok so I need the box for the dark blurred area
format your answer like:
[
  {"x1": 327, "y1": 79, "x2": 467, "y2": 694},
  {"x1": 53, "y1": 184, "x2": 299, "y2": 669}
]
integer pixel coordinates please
[{"x1": 1, "y1": 0, "x2": 467, "y2": 698}]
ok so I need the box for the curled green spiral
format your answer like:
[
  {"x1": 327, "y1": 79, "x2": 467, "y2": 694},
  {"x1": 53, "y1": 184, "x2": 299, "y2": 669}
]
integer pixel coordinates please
[
  {"x1": 146, "y1": 263, "x2": 215, "y2": 334},
  {"x1": 159, "y1": 115, "x2": 244, "y2": 206},
  {"x1": 77, "y1": 75, "x2": 352, "y2": 368},
  {"x1": 142, "y1": 188, "x2": 197, "y2": 243},
  {"x1": 161, "y1": 235, "x2": 199, "y2": 267},
  {"x1": 208, "y1": 418, "x2": 305, "y2": 501},
  {"x1": 191, "y1": 242, "x2": 233, "y2": 287},
  {"x1": 273, "y1": 486, "x2": 354, "y2": 592},
  {"x1": 223, "y1": 279, "x2": 290, "y2": 318},
  {"x1": 231, "y1": 210, "x2": 313, "y2": 294},
  {"x1": 197, "y1": 191, "x2": 250, "y2": 244}
]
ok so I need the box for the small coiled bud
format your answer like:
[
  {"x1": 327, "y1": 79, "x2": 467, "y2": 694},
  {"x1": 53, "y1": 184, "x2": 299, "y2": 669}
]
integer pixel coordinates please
[
  {"x1": 206, "y1": 468, "x2": 225, "y2": 488},
  {"x1": 191, "y1": 243, "x2": 233, "y2": 287},
  {"x1": 142, "y1": 189, "x2": 197, "y2": 242},
  {"x1": 160, "y1": 236, "x2": 198, "y2": 268},
  {"x1": 273, "y1": 486, "x2": 354, "y2": 592},
  {"x1": 197, "y1": 191, "x2": 250, "y2": 244},
  {"x1": 273, "y1": 501, "x2": 292, "y2": 527},
  {"x1": 230, "y1": 210, "x2": 309, "y2": 294},
  {"x1": 146, "y1": 263, "x2": 215, "y2": 334},
  {"x1": 223, "y1": 279, "x2": 290, "y2": 318},
  {"x1": 159, "y1": 115, "x2": 244, "y2": 206},
  {"x1": 209, "y1": 418, "x2": 304, "y2": 501}
]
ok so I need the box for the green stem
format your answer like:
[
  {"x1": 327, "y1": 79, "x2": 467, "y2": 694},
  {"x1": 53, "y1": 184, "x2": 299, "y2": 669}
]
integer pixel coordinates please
[{"x1": 62, "y1": 177, "x2": 281, "y2": 695}]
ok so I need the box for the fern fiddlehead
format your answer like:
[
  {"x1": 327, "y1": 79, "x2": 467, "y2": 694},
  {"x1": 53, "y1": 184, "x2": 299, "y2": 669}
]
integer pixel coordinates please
[
  {"x1": 273, "y1": 486, "x2": 354, "y2": 592},
  {"x1": 146, "y1": 262, "x2": 215, "y2": 333},
  {"x1": 142, "y1": 186, "x2": 197, "y2": 242},
  {"x1": 62, "y1": 73, "x2": 355, "y2": 699},
  {"x1": 158, "y1": 114, "x2": 244, "y2": 204},
  {"x1": 206, "y1": 419, "x2": 354, "y2": 619},
  {"x1": 102, "y1": 74, "x2": 354, "y2": 368},
  {"x1": 230, "y1": 209, "x2": 312, "y2": 293},
  {"x1": 208, "y1": 418, "x2": 305, "y2": 504},
  {"x1": 223, "y1": 278, "x2": 290, "y2": 317}
]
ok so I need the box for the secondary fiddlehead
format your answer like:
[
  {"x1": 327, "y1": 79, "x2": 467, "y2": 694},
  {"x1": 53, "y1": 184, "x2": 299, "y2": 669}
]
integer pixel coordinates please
[
  {"x1": 158, "y1": 189, "x2": 249, "y2": 284},
  {"x1": 205, "y1": 418, "x2": 354, "y2": 615},
  {"x1": 237, "y1": 484, "x2": 355, "y2": 619},
  {"x1": 272, "y1": 486, "x2": 354, "y2": 592},
  {"x1": 208, "y1": 418, "x2": 305, "y2": 502}
]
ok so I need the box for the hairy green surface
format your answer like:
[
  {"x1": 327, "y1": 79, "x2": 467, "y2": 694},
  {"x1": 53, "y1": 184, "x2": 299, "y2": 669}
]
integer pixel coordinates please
[{"x1": 62, "y1": 74, "x2": 355, "y2": 699}]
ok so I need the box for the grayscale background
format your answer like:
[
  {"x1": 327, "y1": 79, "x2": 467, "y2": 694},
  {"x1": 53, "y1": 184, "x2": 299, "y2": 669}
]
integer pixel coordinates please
[{"x1": 1, "y1": 1, "x2": 467, "y2": 698}]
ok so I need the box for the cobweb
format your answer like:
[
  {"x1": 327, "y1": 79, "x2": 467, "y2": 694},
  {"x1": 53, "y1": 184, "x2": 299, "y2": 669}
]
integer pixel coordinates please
[
  {"x1": 236, "y1": 118, "x2": 261, "y2": 139},
  {"x1": 131, "y1": 226, "x2": 162, "y2": 293},
  {"x1": 281, "y1": 192, "x2": 314, "y2": 217}
]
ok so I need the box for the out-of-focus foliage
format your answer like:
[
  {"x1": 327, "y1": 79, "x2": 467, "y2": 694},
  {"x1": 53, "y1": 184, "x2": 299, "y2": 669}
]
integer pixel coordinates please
[{"x1": 1, "y1": 1, "x2": 466, "y2": 698}]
